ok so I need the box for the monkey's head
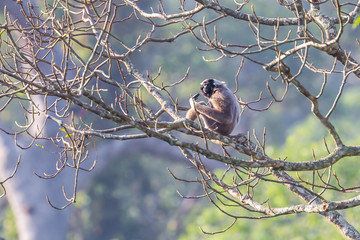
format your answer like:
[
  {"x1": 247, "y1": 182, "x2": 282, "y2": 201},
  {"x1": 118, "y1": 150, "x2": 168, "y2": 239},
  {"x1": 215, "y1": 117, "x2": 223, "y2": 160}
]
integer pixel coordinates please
[{"x1": 200, "y1": 79, "x2": 225, "y2": 98}]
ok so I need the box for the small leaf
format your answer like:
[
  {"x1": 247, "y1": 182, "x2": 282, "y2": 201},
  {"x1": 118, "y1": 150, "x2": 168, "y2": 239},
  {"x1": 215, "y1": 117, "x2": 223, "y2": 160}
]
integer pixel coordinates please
[
  {"x1": 353, "y1": 16, "x2": 360, "y2": 29},
  {"x1": 60, "y1": 128, "x2": 66, "y2": 132},
  {"x1": 36, "y1": 144, "x2": 44, "y2": 149},
  {"x1": 65, "y1": 134, "x2": 73, "y2": 138}
]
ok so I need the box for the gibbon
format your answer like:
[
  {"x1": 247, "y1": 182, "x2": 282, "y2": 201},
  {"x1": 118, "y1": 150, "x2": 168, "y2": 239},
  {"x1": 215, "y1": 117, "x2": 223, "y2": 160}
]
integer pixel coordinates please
[{"x1": 186, "y1": 79, "x2": 240, "y2": 135}]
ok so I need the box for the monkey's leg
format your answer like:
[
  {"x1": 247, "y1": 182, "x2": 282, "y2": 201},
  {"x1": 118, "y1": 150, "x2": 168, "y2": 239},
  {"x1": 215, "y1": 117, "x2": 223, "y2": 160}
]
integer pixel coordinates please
[
  {"x1": 193, "y1": 104, "x2": 227, "y2": 124},
  {"x1": 186, "y1": 107, "x2": 219, "y2": 132},
  {"x1": 200, "y1": 115, "x2": 219, "y2": 132},
  {"x1": 190, "y1": 102, "x2": 223, "y2": 132},
  {"x1": 185, "y1": 109, "x2": 197, "y2": 120},
  {"x1": 186, "y1": 101, "x2": 206, "y2": 120}
]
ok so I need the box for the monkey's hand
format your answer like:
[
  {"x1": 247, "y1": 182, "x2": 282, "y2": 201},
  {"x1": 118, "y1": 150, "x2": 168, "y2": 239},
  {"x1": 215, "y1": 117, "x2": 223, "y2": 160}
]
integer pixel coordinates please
[
  {"x1": 189, "y1": 97, "x2": 196, "y2": 110},
  {"x1": 189, "y1": 93, "x2": 200, "y2": 110}
]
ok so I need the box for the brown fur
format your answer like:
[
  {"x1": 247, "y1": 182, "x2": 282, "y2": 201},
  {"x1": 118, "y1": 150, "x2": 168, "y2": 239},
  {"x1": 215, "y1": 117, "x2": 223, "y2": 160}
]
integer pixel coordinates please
[{"x1": 186, "y1": 79, "x2": 240, "y2": 135}]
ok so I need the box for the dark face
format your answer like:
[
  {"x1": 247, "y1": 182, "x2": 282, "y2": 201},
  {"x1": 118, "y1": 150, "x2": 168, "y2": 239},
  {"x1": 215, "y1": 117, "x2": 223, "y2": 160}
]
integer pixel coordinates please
[{"x1": 200, "y1": 79, "x2": 216, "y2": 98}]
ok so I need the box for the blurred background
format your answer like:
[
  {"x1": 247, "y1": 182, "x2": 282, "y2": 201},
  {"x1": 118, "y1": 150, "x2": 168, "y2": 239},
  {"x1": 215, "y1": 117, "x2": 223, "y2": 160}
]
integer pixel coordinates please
[{"x1": 0, "y1": 0, "x2": 360, "y2": 239}]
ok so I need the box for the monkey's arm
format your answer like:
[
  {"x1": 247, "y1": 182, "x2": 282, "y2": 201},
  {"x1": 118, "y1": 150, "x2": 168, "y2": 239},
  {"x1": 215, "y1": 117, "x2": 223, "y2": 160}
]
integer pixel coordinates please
[{"x1": 192, "y1": 103, "x2": 227, "y2": 124}]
